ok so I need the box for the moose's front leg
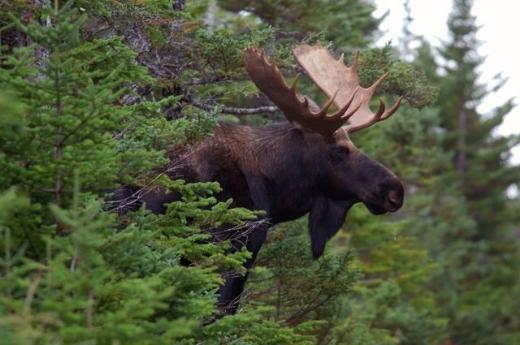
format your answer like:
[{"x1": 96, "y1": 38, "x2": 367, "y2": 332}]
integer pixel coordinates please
[
  {"x1": 215, "y1": 171, "x2": 273, "y2": 315},
  {"x1": 216, "y1": 221, "x2": 269, "y2": 315}
]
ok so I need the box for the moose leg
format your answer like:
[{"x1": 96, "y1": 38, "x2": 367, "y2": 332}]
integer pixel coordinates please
[
  {"x1": 217, "y1": 222, "x2": 269, "y2": 315},
  {"x1": 216, "y1": 260, "x2": 253, "y2": 315},
  {"x1": 217, "y1": 174, "x2": 272, "y2": 315}
]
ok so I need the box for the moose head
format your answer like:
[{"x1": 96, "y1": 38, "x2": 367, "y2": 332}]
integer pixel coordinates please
[{"x1": 244, "y1": 44, "x2": 405, "y2": 257}]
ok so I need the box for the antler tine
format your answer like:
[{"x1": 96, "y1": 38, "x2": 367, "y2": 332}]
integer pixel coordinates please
[
  {"x1": 341, "y1": 102, "x2": 362, "y2": 121},
  {"x1": 346, "y1": 99, "x2": 385, "y2": 133},
  {"x1": 381, "y1": 96, "x2": 404, "y2": 120},
  {"x1": 315, "y1": 89, "x2": 339, "y2": 118},
  {"x1": 290, "y1": 74, "x2": 301, "y2": 92},
  {"x1": 325, "y1": 87, "x2": 360, "y2": 122},
  {"x1": 290, "y1": 73, "x2": 341, "y2": 120},
  {"x1": 375, "y1": 99, "x2": 386, "y2": 118},
  {"x1": 346, "y1": 96, "x2": 406, "y2": 132},
  {"x1": 337, "y1": 87, "x2": 360, "y2": 120},
  {"x1": 368, "y1": 72, "x2": 389, "y2": 93}
]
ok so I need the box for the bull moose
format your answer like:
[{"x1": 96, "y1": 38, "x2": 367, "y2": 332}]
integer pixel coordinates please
[{"x1": 113, "y1": 44, "x2": 405, "y2": 314}]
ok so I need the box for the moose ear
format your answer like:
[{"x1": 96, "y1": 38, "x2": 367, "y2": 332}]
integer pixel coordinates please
[{"x1": 308, "y1": 196, "x2": 352, "y2": 259}]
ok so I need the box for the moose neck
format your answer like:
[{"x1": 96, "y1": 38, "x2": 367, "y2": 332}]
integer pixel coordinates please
[{"x1": 198, "y1": 123, "x2": 344, "y2": 223}]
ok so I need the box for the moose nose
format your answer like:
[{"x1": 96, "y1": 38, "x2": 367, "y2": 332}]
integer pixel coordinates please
[{"x1": 385, "y1": 189, "x2": 403, "y2": 212}]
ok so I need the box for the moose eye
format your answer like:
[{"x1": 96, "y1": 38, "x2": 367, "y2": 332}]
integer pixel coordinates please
[{"x1": 329, "y1": 146, "x2": 350, "y2": 163}]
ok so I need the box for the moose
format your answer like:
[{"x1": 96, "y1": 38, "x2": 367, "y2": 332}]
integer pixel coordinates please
[{"x1": 113, "y1": 44, "x2": 405, "y2": 314}]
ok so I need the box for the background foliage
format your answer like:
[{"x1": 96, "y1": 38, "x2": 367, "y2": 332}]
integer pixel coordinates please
[{"x1": 0, "y1": 0, "x2": 518, "y2": 344}]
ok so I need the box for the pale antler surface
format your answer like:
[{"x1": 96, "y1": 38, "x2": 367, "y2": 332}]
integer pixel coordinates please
[
  {"x1": 244, "y1": 47, "x2": 359, "y2": 137},
  {"x1": 293, "y1": 43, "x2": 403, "y2": 133}
]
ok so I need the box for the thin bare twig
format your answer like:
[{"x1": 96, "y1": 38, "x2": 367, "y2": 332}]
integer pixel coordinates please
[
  {"x1": 190, "y1": 99, "x2": 278, "y2": 115},
  {"x1": 70, "y1": 246, "x2": 79, "y2": 272},
  {"x1": 24, "y1": 269, "x2": 44, "y2": 315}
]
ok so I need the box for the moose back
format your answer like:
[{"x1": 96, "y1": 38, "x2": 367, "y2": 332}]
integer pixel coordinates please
[{"x1": 112, "y1": 44, "x2": 405, "y2": 315}]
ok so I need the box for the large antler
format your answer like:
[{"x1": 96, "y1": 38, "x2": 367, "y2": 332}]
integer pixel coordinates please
[
  {"x1": 244, "y1": 48, "x2": 360, "y2": 137},
  {"x1": 293, "y1": 43, "x2": 403, "y2": 133}
]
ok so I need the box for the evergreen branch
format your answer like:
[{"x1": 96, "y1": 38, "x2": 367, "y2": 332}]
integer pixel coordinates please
[
  {"x1": 61, "y1": 105, "x2": 98, "y2": 145},
  {"x1": 284, "y1": 294, "x2": 335, "y2": 326}
]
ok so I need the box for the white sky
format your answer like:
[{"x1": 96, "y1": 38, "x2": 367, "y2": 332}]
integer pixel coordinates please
[{"x1": 374, "y1": 0, "x2": 520, "y2": 164}]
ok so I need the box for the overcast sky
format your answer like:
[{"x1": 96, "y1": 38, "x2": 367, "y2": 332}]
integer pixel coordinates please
[{"x1": 373, "y1": 0, "x2": 520, "y2": 164}]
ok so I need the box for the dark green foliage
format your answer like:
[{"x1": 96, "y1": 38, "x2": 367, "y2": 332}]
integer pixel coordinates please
[
  {"x1": 0, "y1": 3, "x2": 297, "y2": 344},
  {"x1": 438, "y1": 0, "x2": 520, "y2": 230},
  {"x1": 0, "y1": 184, "x2": 257, "y2": 343},
  {"x1": 246, "y1": 221, "x2": 359, "y2": 324},
  {"x1": 356, "y1": 45, "x2": 437, "y2": 108},
  {"x1": 431, "y1": 1, "x2": 520, "y2": 343},
  {"x1": 0, "y1": 4, "x2": 158, "y2": 200},
  {"x1": 218, "y1": 0, "x2": 381, "y2": 47}
]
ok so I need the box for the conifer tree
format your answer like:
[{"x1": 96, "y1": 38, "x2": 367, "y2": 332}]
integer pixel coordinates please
[
  {"x1": 438, "y1": 0, "x2": 519, "y2": 228},
  {"x1": 434, "y1": 1, "x2": 520, "y2": 343}
]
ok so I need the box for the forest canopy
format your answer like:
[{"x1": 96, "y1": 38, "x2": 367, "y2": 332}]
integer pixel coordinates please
[{"x1": 0, "y1": 0, "x2": 518, "y2": 344}]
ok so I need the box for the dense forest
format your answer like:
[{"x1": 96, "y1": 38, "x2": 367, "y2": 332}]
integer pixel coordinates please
[{"x1": 0, "y1": 0, "x2": 518, "y2": 344}]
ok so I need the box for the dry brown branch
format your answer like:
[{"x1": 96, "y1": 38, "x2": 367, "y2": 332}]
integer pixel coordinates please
[{"x1": 190, "y1": 99, "x2": 278, "y2": 115}]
